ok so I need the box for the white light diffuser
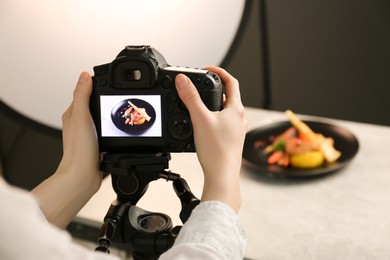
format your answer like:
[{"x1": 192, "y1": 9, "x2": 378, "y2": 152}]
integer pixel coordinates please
[{"x1": 0, "y1": 0, "x2": 245, "y2": 128}]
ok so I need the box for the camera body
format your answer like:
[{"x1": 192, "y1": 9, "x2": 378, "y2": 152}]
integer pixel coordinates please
[{"x1": 90, "y1": 45, "x2": 223, "y2": 153}]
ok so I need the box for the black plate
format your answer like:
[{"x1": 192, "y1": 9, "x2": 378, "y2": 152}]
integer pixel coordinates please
[
  {"x1": 111, "y1": 98, "x2": 156, "y2": 135},
  {"x1": 243, "y1": 120, "x2": 359, "y2": 177}
]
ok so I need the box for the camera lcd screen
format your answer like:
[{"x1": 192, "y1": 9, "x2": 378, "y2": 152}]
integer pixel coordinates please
[{"x1": 100, "y1": 95, "x2": 162, "y2": 137}]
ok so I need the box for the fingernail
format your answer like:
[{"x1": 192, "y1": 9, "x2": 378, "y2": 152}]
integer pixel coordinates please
[
  {"x1": 78, "y1": 72, "x2": 89, "y2": 83},
  {"x1": 175, "y1": 74, "x2": 189, "y2": 89}
]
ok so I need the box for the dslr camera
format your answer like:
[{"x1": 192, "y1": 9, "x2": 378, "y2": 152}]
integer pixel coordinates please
[{"x1": 90, "y1": 45, "x2": 223, "y2": 153}]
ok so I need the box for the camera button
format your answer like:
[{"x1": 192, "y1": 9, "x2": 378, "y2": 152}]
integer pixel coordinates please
[
  {"x1": 186, "y1": 143, "x2": 195, "y2": 150},
  {"x1": 175, "y1": 121, "x2": 187, "y2": 133},
  {"x1": 100, "y1": 79, "x2": 108, "y2": 86},
  {"x1": 204, "y1": 78, "x2": 212, "y2": 87},
  {"x1": 195, "y1": 76, "x2": 202, "y2": 84},
  {"x1": 168, "y1": 115, "x2": 193, "y2": 141},
  {"x1": 167, "y1": 92, "x2": 179, "y2": 103},
  {"x1": 211, "y1": 73, "x2": 220, "y2": 82},
  {"x1": 162, "y1": 75, "x2": 173, "y2": 89}
]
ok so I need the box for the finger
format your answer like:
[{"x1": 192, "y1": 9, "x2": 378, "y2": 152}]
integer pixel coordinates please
[
  {"x1": 62, "y1": 72, "x2": 92, "y2": 126},
  {"x1": 72, "y1": 71, "x2": 92, "y2": 107},
  {"x1": 205, "y1": 66, "x2": 242, "y2": 107},
  {"x1": 175, "y1": 74, "x2": 208, "y2": 117}
]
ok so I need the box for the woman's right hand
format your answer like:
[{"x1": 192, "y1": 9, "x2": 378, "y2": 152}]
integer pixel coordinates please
[{"x1": 174, "y1": 66, "x2": 247, "y2": 212}]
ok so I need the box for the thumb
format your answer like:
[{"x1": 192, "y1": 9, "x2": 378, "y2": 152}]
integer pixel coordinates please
[
  {"x1": 175, "y1": 74, "x2": 207, "y2": 117},
  {"x1": 63, "y1": 72, "x2": 93, "y2": 125},
  {"x1": 73, "y1": 71, "x2": 92, "y2": 102},
  {"x1": 71, "y1": 71, "x2": 92, "y2": 113}
]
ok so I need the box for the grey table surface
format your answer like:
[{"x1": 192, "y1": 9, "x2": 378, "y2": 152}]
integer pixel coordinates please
[
  {"x1": 240, "y1": 108, "x2": 390, "y2": 260},
  {"x1": 78, "y1": 107, "x2": 390, "y2": 259}
]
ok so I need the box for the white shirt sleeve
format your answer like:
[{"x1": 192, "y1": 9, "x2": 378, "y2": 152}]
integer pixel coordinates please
[
  {"x1": 159, "y1": 201, "x2": 247, "y2": 260},
  {"x1": 0, "y1": 178, "x2": 246, "y2": 259},
  {"x1": 0, "y1": 178, "x2": 119, "y2": 260}
]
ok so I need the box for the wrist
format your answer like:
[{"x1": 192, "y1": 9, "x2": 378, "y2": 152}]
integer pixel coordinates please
[
  {"x1": 201, "y1": 174, "x2": 242, "y2": 213},
  {"x1": 55, "y1": 166, "x2": 102, "y2": 195},
  {"x1": 31, "y1": 168, "x2": 102, "y2": 229},
  {"x1": 56, "y1": 155, "x2": 102, "y2": 194}
]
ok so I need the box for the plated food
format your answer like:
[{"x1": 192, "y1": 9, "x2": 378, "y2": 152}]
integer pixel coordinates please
[
  {"x1": 122, "y1": 101, "x2": 152, "y2": 126},
  {"x1": 242, "y1": 111, "x2": 359, "y2": 177},
  {"x1": 259, "y1": 110, "x2": 341, "y2": 169},
  {"x1": 111, "y1": 99, "x2": 156, "y2": 135}
]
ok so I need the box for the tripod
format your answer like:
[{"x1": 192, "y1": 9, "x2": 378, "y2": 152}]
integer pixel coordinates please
[{"x1": 95, "y1": 152, "x2": 200, "y2": 259}]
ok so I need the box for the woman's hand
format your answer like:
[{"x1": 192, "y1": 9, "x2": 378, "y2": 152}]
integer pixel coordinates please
[
  {"x1": 58, "y1": 71, "x2": 101, "y2": 190},
  {"x1": 175, "y1": 66, "x2": 247, "y2": 212},
  {"x1": 31, "y1": 72, "x2": 101, "y2": 228}
]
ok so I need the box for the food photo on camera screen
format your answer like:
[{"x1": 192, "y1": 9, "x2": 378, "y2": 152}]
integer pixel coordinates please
[{"x1": 90, "y1": 45, "x2": 223, "y2": 153}]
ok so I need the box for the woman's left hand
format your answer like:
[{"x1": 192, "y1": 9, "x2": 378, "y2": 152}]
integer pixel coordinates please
[{"x1": 31, "y1": 72, "x2": 102, "y2": 229}]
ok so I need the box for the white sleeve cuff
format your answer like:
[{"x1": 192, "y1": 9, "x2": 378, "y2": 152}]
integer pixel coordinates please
[{"x1": 165, "y1": 201, "x2": 247, "y2": 259}]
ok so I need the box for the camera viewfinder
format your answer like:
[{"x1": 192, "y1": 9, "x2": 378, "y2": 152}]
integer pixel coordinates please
[{"x1": 125, "y1": 69, "x2": 142, "y2": 81}]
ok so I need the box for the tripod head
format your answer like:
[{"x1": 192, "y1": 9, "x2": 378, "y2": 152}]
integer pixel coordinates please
[{"x1": 95, "y1": 152, "x2": 200, "y2": 259}]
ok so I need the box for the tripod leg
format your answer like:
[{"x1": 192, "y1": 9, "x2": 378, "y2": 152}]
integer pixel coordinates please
[
  {"x1": 173, "y1": 178, "x2": 200, "y2": 223},
  {"x1": 95, "y1": 198, "x2": 130, "y2": 253}
]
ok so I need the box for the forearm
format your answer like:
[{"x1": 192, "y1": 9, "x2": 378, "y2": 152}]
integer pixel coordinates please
[
  {"x1": 29, "y1": 72, "x2": 102, "y2": 229},
  {"x1": 197, "y1": 148, "x2": 244, "y2": 213},
  {"x1": 201, "y1": 168, "x2": 242, "y2": 213},
  {"x1": 31, "y1": 169, "x2": 101, "y2": 229}
]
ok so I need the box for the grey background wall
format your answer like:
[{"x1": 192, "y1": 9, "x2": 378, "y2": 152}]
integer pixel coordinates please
[
  {"x1": 1, "y1": 0, "x2": 390, "y2": 190},
  {"x1": 221, "y1": 0, "x2": 267, "y2": 109},
  {"x1": 225, "y1": 0, "x2": 390, "y2": 126}
]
